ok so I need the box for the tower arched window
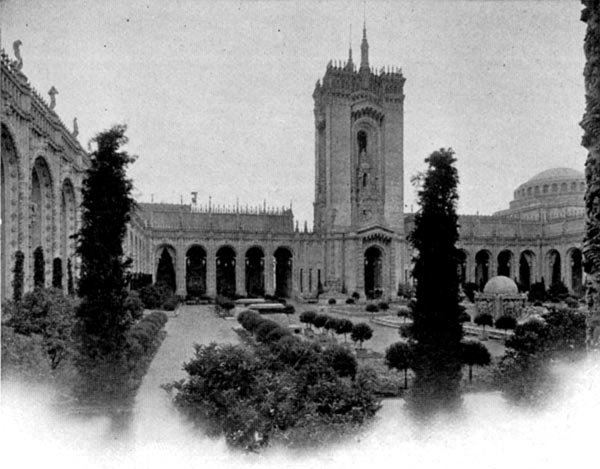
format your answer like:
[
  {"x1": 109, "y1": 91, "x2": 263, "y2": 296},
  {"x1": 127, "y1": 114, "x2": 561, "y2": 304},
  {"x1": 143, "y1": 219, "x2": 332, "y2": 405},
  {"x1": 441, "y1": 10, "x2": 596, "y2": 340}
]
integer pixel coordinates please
[{"x1": 357, "y1": 131, "x2": 367, "y2": 155}]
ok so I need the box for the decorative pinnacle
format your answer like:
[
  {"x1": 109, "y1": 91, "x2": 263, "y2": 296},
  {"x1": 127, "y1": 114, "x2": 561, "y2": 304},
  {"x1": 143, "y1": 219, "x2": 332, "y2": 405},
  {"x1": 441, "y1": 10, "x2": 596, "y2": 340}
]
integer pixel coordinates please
[{"x1": 360, "y1": 20, "x2": 369, "y2": 70}]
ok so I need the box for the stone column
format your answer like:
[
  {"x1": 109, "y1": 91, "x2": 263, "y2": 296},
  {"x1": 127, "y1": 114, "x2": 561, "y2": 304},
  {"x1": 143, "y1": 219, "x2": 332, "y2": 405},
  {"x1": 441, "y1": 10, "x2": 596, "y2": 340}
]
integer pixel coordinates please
[
  {"x1": 236, "y1": 248, "x2": 245, "y2": 297},
  {"x1": 175, "y1": 240, "x2": 186, "y2": 296},
  {"x1": 206, "y1": 244, "x2": 216, "y2": 297}
]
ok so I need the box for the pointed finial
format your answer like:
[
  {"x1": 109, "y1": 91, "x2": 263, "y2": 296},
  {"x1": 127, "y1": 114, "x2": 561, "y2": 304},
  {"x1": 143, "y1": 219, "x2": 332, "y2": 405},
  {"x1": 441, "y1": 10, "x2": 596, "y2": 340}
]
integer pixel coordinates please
[
  {"x1": 72, "y1": 117, "x2": 79, "y2": 137},
  {"x1": 48, "y1": 86, "x2": 58, "y2": 110}
]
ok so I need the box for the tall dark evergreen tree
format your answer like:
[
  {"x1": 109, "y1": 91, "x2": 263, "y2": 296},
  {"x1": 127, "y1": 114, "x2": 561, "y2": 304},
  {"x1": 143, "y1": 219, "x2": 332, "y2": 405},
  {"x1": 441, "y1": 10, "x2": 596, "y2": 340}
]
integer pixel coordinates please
[
  {"x1": 12, "y1": 250, "x2": 24, "y2": 303},
  {"x1": 75, "y1": 125, "x2": 136, "y2": 357},
  {"x1": 33, "y1": 246, "x2": 45, "y2": 288},
  {"x1": 67, "y1": 259, "x2": 74, "y2": 296},
  {"x1": 156, "y1": 248, "x2": 176, "y2": 292},
  {"x1": 52, "y1": 257, "x2": 63, "y2": 289},
  {"x1": 407, "y1": 148, "x2": 463, "y2": 416}
]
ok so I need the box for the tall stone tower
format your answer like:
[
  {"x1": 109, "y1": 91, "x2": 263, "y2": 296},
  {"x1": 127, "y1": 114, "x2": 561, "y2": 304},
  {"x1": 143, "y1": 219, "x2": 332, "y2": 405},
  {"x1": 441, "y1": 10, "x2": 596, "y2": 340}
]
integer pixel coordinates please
[
  {"x1": 313, "y1": 25, "x2": 405, "y2": 234},
  {"x1": 311, "y1": 26, "x2": 407, "y2": 298}
]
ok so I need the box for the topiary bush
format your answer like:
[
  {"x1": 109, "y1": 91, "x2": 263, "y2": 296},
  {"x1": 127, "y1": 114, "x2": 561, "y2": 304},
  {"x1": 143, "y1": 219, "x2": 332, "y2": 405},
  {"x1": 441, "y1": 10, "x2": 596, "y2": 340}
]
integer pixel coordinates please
[
  {"x1": 299, "y1": 310, "x2": 316, "y2": 329},
  {"x1": 377, "y1": 301, "x2": 389, "y2": 311},
  {"x1": 365, "y1": 303, "x2": 379, "y2": 313},
  {"x1": 351, "y1": 322, "x2": 373, "y2": 348},
  {"x1": 323, "y1": 345, "x2": 357, "y2": 378},
  {"x1": 162, "y1": 295, "x2": 180, "y2": 311},
  {"x1": 323, "y1": 317, "x2": 340, "y2": 336},
  {"x1": 334, "y1": 318, "x2": 354, "y2": 341},
  {"x1": 255, "y1": 320, "x2": 282, "y2": 343},
  {"x1": 495, "y1": 315, "x2": 517, "y2": 332},
  {"x1": 238, "y1": 310, "x2": 263, "y2": 332},
  {"x1": 346, "y1": 298, "x2": 355, "y2": 304},
  {"x1": 474, "y1": 312, "x2": 494, "y2": 332},
  {"x1": 351, "y1": 291, "x2": 360, "y2": 300},
  {"x1": 328, "y1": 298, "x2": 336, "y2": 305},
  {"x1": 313, "y1": 314, "x2": 328, "y2": 331}
]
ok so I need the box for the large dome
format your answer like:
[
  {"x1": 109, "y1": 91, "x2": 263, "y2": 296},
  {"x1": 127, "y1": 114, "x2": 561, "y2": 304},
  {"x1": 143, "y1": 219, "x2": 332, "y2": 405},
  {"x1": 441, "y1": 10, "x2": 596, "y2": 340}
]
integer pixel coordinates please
[
  {"x1": 483, "y1": 276, "x2": 519, "y2": 295},
  {"x1": 528, "y1": 167, "x2": 583, "y2": 183}
]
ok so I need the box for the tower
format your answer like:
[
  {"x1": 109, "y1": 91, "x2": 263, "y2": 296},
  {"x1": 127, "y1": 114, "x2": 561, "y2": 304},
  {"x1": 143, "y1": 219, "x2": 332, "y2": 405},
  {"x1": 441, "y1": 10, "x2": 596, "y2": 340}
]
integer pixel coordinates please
[{"x1": 312, "y1": 27, "x2": 406, "y2": 234}]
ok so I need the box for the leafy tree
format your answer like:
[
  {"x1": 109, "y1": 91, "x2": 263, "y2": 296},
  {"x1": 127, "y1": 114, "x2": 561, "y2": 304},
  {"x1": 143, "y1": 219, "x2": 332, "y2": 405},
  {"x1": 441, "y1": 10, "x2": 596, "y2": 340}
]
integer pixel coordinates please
[
  {"x1": 313, "y1": 313, "x2": 328, "y2": 332},
  {"x1": 323, "y1": 317, "x2": 339, "y2": 336},
  {"x1": 543, "y1": 307, "x2": 586, "y2": 355},
  {"x1": 52, "y1": 257, "x2": 63, "y2": 289},
  {"x1": 505, "y1": 319, "x2": 549, "y2": 356},
  {"x1": 495, "y1": 315, "x2": 517, "y2": 332},
  {"x1": 460, "y1": 340, "x2": 491, "y2": 382},
  {"x1": 334, "y1": 318, "x2": 354, "y2": 342},
  {"x1": 67, "y1": 258, "x2": 74, "y2": 295},
  {"x1": 12, "y1": 250, "x2": 24, "y2": 303},
  {"x1": 33, "y1": 246, "x2": 45, "y2": 288},
  {"x1": 474, "y1": 313, "x2": 493, "y2": 333},
  {"x1": 350, "y1": 322, "x2": 373, "y2": 348},
  {"x1": 299, "y1": 310, "x2": 316, "y2": 330},
  {"x1": 385, "y1": 341, "x2": 413, "y2": 389},
  {"x1": 74, "y1": 125, "x2": 136, "y2": 358},
  {"x1": 397, "y1": 305, "x2": 412, "y2": 323}
]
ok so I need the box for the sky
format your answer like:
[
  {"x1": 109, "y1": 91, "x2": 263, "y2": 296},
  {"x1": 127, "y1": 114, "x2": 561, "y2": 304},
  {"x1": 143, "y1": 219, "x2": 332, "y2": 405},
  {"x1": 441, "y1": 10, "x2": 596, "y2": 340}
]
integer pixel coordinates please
[{"x1": 0, "y1": 0, "x2": 586, "y2": 226}]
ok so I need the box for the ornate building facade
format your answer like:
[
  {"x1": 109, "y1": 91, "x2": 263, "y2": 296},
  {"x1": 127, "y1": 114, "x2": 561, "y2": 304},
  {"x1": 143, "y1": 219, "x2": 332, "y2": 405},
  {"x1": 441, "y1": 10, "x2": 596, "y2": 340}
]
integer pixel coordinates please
[
  {"x1": 0, "y1": 32, "x2": 586, "y2": 303},
  {"x1": 1, "y1": 43, "x2": 89, "y2": 300}
]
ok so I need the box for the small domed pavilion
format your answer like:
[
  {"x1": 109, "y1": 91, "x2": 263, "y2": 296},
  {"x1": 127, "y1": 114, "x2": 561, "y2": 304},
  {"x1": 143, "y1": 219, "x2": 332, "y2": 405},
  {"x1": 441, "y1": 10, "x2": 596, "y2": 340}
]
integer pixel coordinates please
[{"x1": 475, "y1": 276, "x2": 527, "y2": 319}]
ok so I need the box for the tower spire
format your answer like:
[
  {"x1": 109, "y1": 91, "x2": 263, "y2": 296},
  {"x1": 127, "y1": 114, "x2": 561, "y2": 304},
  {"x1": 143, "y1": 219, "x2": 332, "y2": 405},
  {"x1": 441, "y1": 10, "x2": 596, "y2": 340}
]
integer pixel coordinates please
[
  {"x1": 346, "y1": 24, "x2": 354, "y2": 70},
  {"x1": 360, "y1": 17, "x2": 369, "y2": 71}
]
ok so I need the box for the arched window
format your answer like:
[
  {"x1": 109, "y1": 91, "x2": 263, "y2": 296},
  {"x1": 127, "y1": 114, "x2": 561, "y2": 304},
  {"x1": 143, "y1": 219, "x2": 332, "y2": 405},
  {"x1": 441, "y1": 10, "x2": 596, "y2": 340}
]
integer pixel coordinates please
[{"x1": 357, "y1": 131, "x2": 367, "y2": 154}]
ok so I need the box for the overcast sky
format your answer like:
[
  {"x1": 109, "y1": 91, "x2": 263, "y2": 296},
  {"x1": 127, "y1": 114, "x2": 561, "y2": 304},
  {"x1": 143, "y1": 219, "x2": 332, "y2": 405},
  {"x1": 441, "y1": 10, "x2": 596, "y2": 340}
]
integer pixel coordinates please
[{"x1": 1, "y1": 0, "x2": 586, "y2": 226}]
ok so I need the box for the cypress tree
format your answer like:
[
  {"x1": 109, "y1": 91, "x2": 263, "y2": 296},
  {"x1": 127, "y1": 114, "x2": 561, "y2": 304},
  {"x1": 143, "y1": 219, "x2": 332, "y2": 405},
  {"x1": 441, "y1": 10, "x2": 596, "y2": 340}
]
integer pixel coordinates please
[
  {"x1": 52, "y1": 257, "x2": 63, "y2": 289},
  {"x1": 74, "y1": 125, "x2": 136, "y2": 357},
  {"x1": 33, "y1": 246, "x2": 45, "y2": 289},
  {"x1": 67, "y1": 258, "x2": 74, "y2": 296},
  {"x1": 407, "y1": 148, "x2": 463, "y2": 415},
  {"x1": 12, "y1": 250, "x2": 24, "y2": 303}
]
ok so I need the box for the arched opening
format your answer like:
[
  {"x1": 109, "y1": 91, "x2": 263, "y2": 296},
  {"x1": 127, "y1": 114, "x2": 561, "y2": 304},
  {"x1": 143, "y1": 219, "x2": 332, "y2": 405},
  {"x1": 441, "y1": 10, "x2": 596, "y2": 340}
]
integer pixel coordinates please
[
  {"x1": 274, "y1": 247, "x2": 293, "y2": 298},
  {"x1": 31, "y1": 157, "x2": 53, "y2": 287},
  {"x1": 60, "y1": 180, "x2": 76, "y2": 292},
  {"x1": 364, "y1": 246, "x2": 383, "y2": 299},
  {"x1": 245, "y1": 247, "x2": 265, "y2": 297},
  {"x1": 186, "y1": 245, "x2": 206, "y2": 297},
  {"x1": 456, "y1": 250, "x2": 468, "y2": 285},
  {"x1": 519, "y1": 251, "x2": 535, "y2": 291},
  {"x1": 475, "y1": 250, "x2": 491, "y2": 290},
  {"x1": 497, "y1": 250, "x2": 513, "y2": 277},
  {"x1": 547, "y1": 249, "x2": 561, "y2": 286},
  {"x1": 216, "y1": 246, "x2": 236, "y2": 298},
  {"x1": 156, "y1": 246, "x2": 176, "y2": 292},
  {"x1": 570, "y1": 248, "x2": 583, "y2": 295},
  {"x1": 357, "y1": 130, "x2": 367, "y2": 154}
]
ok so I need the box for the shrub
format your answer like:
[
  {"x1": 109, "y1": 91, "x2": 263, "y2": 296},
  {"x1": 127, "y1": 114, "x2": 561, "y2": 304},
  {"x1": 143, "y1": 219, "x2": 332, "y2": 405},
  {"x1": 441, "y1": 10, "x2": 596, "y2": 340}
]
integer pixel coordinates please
[
  {"x1": 139, "y1": 283, "x2": 172, "y2": 309},
  {"x1": 323, "y1": 345, "x2": 357, "y2": 378},
  {"x1": 377, "y1": 301, "x2": 389, "y2": 311},
  {"x1": 328, "y1": 298, "x2": 336, "y2": 305},
  {"x1": 124, "y1": 291, "x2": 144, "y2": 321},
  {"x1": 162, "y1": 295, "x2": 180, "y2": 311},
  {"x1": 299, "y1": 310, "x2": 317, "y2": 329},
  {"x1": 255, "y1": 320, "x2": 282, "y2": 343},
  {"x1": 528, "y1": 281, "x2": 547, "y2": 303},
  {"x1": 127, "y1": 312, "x2": 168, "y2": 357},
  {"x1": 66, "y1": 259, "x2": 74, "y2": 296},
  {"x1": 543, "y1": 307, "x2": 586, "y2": 355},
  {"x1": 565, "y1": 297, "x2": 579, "y2": 308},
  {"x1": 265, "y1": 326, "x2": 290, "y2": 343},
  {"x1": 351, "y1": 291, "x2": 360, "y2": 300},
  {"x1": 334, "y1": 318, "x2": 354, "y2": 341},
  {"x1": 345, "y1": 298, "x2": 355, "y2": 304},
  {"x1": 52, "y1": 258, "x2": 63, "y2": 290},
  {"x1": 238, "y1": 310, "x2": 263, "y2": 332},
  {"x1": 365, "y1": 303, "x2": 379, "y2": 313},
  {"x1": 397, "y1": 306, "x2": 412, "y2": 323},
  {"x1": 351, "y1": 322, "x2": 373, "y2": 348},
  {"x1": 474, "y1": 313, "x2": 493, "y2": 331},
  {"x1": 495, "y1": 315, "x2": 517, "y2": 332},
  {"x1": 8, "y1": 288, "x2": 76, "y2": 369},
  {"x1": 505, "y1": 319, "x2": 550, "y2": 355},
  {"x1": 282, "y1": 305, "x2": 295, "y2": 315},
  {"x1": 166, "y1": 342, "x2": 380, "y2": 450}
]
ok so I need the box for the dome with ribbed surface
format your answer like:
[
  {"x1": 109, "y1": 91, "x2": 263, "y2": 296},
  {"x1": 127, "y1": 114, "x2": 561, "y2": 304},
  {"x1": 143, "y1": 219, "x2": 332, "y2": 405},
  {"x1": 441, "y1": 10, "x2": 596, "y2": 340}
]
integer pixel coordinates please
[
  {"x1": 483, "y1": 276, "x2": 519, "y2": 295},
  {"x1": 528, "y1": 167, "x2": 583, "y2": 182}
]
